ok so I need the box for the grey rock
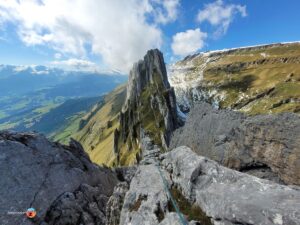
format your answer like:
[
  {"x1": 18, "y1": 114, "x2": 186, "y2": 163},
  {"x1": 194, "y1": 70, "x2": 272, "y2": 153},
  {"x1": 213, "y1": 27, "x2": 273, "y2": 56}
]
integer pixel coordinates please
[
  {"x1": 118, "y1": 159, "x2": 210, "y2": 225},
  {"x1": 114, "y1": 166, "x2": 137, "y2": 184},
  {"x1": 170, "y1": 102, "x2": 300, "y2": 185},
  {"x1": 44, "y1": 184, "x2": 108, "y2": 225},
  {"x1": 124, "y1": 49, "x2": 171, "y2": 111},
  {"x1": 158, "y1": 213, "x2": 197, "y2": 225},
  {"x1": 119, "y1": 164, "x2": 172, "y2": 225},
  {"x1": 116, "y1": 49, "x2": 178, "y2": 161},
  {"x1": 140, "y1": 131, "x2": 161, "y2": 165},
  {"x1": 106, "y1": 182, "x2": 129, "y2": 225},
  {"x1": 0, "y1": 131, "x2": 118, "y2": 225},
  {"x1": 161, "y1": 146, "x2": 300, "y2": 225}
]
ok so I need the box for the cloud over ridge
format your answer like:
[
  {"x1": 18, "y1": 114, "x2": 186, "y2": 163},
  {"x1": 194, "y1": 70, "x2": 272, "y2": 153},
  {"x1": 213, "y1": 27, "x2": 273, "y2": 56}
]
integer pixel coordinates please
[
  {"x1": 0, "y1": 0, "x2": 180, "y2": 72},
  {"x1": 171, "y1": 28, "x2": 207, "y2": 56},
  {"x1": 197, "y1": 0, "x2": 247, "y2": 37}
]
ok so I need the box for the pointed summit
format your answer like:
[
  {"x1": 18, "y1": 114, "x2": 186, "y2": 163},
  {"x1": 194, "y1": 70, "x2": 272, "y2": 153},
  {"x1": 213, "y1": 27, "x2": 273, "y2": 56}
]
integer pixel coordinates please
[{"x1": 115, "y1": 49, "x2": 179, "y2": 165}]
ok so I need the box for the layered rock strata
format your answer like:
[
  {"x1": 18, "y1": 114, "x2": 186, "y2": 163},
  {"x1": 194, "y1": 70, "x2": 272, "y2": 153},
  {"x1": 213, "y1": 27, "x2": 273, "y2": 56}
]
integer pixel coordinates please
[{"x1": 170, "y1": 102, "x2": 300, "y2": 185}]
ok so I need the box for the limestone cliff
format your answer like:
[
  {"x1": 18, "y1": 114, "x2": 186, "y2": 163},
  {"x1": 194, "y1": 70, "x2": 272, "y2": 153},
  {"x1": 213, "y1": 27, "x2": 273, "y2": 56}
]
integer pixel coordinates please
[
  {"x1": 170, "y1": 102, "x2": 300, "y2": 185},
  {"x1": 114, "y1": 49, "x2": 179, "y2": 165}
]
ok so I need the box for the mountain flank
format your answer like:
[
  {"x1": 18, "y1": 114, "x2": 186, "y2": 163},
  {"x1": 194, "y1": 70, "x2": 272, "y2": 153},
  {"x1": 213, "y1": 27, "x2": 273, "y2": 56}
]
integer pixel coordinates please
[
  {"x1": 0, "y1": 66, "x2": 127, "y2": 134},
  {"x1": 169, "y1": 42, "x2": 300, "y2": 115}
]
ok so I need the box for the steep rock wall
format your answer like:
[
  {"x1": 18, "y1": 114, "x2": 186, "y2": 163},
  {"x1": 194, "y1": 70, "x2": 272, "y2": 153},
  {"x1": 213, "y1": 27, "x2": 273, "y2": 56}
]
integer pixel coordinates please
[
  {"x1": 170, "y1": 102, "x2": 300, "y2": 185},
  {"x1": 114, "y1": 49, "x2": 179, "y2": 165}
]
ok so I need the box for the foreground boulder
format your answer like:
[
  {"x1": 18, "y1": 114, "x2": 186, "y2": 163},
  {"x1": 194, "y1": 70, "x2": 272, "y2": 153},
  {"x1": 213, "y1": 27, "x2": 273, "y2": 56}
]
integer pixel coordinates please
[
  {"x1": 0, "y1": 131, "x2": 118, "y2": 225},
  {"x1": 161, "y1": 146, "x2": 300, "y2": 225},
  {"x1": 170, "y1": 102, "x2": 300, "y2": 185},
  {"x1": 110, "y1": 144, "x2": 300, "y2": 225}
]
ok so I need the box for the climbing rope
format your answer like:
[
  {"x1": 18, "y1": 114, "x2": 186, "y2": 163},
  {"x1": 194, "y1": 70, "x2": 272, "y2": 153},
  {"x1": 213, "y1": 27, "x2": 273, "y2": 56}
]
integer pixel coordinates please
[{"x1": 154, "y1": 162, "x2": 188, "y2": 225}]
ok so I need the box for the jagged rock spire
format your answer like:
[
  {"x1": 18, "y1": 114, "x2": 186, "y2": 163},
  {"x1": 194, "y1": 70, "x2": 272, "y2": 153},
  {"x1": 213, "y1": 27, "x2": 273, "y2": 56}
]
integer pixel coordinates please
[
  {"x1": 115, "y1": 49, "x2": 178, "y2": 164},
  {"x1": 123, "y1": 49, "x2": 171, "y2": 111}
]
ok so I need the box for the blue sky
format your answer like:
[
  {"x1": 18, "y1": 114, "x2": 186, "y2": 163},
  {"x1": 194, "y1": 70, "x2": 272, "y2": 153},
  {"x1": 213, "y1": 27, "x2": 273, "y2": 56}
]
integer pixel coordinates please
[{"x1": 0, "y1": 0, "x2": 299, "y2": 72}]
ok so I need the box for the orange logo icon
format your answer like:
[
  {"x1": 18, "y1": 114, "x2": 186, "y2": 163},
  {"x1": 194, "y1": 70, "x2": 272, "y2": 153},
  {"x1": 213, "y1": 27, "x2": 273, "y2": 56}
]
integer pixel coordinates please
[{"x1": 26, "y1": 208, "x2": 36, "y2": 219}]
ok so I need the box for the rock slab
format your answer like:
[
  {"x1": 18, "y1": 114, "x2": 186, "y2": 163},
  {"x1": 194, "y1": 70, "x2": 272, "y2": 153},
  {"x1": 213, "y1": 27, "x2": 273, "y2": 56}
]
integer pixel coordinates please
[
  {"x1": 170, "y1": 102, "x2": 300, "y2": 185},
  {"x1": 161, "y1": 146, "x2": 300, "y2": 225},
  {"x1": 0, "y1": 131, "x2": 118, "y2": 225}
]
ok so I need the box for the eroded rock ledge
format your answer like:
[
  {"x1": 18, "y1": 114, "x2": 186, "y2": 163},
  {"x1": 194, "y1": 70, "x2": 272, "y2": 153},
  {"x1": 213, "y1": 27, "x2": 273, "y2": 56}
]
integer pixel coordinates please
[
  {"x1": 161, "y1": 146, "x2": 300, "y2": 225},
  {"x1": 171, "y1": 102, "x2": 300, "y2": 185},
  {"x1": 111, "y1": 145, "x2": 300, "y2": 225}
]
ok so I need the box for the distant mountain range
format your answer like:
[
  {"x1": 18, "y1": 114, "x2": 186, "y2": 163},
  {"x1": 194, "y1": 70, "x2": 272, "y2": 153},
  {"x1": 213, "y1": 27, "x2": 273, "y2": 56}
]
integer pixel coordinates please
[
  {"x1": 0, "y1": 65, "x2": 127, "y2": 96},
  {"x1": 0, "y1": 65, "x2": 127, "y2": 134}
]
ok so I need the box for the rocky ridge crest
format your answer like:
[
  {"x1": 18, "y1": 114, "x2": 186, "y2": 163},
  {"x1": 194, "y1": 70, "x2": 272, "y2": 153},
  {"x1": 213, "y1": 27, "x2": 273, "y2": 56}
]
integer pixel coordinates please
[{"x1": 114, "y1": 49, "x2": 179, "y2": 165}]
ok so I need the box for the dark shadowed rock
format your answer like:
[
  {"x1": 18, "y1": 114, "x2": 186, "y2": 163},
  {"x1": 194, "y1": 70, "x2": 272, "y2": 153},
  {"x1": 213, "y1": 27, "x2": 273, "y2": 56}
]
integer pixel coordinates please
[
  {"x1": 170, "y1": 102, "x2": 300, "y2": 185},
  {"x1": 0, "y1": 131, "x2": 118, "y2": 225}
]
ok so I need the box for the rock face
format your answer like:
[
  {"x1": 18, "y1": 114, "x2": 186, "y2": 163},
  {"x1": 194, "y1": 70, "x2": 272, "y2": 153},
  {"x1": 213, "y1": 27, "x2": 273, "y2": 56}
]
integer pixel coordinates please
[
  {"x1": 108, "y1": 133, "x2": 211, "y2": 225},
  {"x1": 119, "y1": 164, "x2": 172, "y2": 225},
  {"x1": 170, "y1": 102, "x2": 300, "y2": 185},
  {"x1": 0, "y1": 131, "x2": 118, "y2": 225},
  {"x1": 115, "y1": 49, "x2": 179, "y2": 165},
  {"x1": 106, "y1": 166, "x2": 137, "y2": 225},
  {"x1": 161, "y1": 146, "x2": 300, "y2": 225},
  {"x1": 111, "y1": 143, "x2": 300, "y2": 225}
]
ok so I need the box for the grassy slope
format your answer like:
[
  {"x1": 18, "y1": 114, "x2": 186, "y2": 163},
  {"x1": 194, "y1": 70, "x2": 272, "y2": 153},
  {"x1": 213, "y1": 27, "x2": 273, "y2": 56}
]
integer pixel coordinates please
[
  {"x1": 179, "y1": 43, "x2": 300, "y2": 115},
  {"x1": 32, "y1": 96, "x2": 102, "y2": 136},
  {"x1": 51, "y1": 113, "x2": 85, "y2": 143},
  {"x1": 70, "y1": 85, "x2": 127, "y2": 166}
]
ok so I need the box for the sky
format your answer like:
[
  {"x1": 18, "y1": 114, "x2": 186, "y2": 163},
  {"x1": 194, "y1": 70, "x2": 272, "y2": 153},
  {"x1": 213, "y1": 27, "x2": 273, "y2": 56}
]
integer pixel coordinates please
[{"x1": 0, "y1": 0, "x2": 299, "y2": 73}]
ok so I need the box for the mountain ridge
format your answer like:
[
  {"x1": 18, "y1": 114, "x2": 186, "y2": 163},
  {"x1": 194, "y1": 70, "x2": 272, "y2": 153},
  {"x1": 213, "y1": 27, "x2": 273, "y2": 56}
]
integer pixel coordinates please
[
  {"x1": 1, "y1": 47, "x2": 300, "y2": 225},
  {"x1": 169, "y1": 41, "x2": 300, "y2": 115}
]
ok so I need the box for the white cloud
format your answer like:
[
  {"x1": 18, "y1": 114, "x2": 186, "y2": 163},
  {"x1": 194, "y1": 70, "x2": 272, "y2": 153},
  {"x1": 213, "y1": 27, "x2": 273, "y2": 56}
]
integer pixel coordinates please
[
  {"x1": 0, "y1": 0, "x2": 180, "y2": 72},
  {"x1": 0, "y1": 36, "x2": 7, "y2": 42},
  {"x1": 171, "y1": 28, "x2": 207, "y2": 56},
  {"x1": 54, "y1": 53, "x2": 62, "y2": 60},
  {"x1": 51, "y1": 58, "x2": 96, "y2": 70},
  {"x1": 197, "y1": 0, "x2": 247, "y2": 37},
  {"x1": 153, "y1": 0, "x2": 180, "y2": 24}
]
